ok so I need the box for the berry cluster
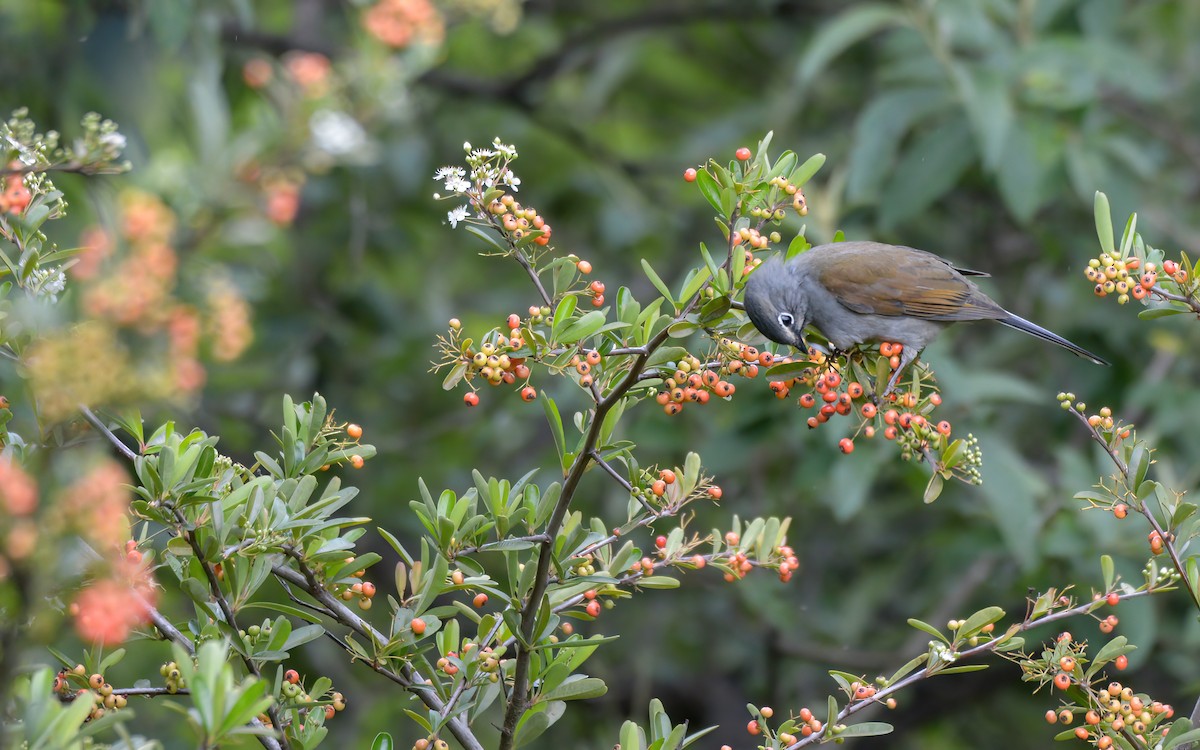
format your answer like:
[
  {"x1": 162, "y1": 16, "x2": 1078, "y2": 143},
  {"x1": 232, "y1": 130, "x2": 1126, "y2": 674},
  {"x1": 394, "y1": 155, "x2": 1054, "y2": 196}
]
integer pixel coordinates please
[
  {"x1": 485, "y1": 193, "x2": 552, "y2": 247},
  {"x1": 652, "y1": 350, "x2": 752, "y2": 416},
  {"x1": 0, "y1": 162, "x2": 31, "y2": 215},
  {"x1": 53, "y1": 666, "x2": 129, "y2": 720},
  {"x1": 738, "y1": 704, "x2": 829, "y2": 746},
  {"x1": 1037, "y1": 632, "x2": 1175, "y2": 748},
  {"x1": 1085, "y1": 251, "x2": 1193, "y2": 305}
]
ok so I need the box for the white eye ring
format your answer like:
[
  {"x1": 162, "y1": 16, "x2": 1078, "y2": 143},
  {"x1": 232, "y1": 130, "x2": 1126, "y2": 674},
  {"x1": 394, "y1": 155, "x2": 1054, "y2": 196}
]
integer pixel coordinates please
[{"x1": 778, "y1": 312, "x2": 794, "y2": 327}]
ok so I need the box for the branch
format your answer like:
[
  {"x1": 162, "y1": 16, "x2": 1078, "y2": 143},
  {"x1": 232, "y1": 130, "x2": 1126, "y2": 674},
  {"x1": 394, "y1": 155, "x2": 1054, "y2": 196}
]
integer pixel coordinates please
[
  {"x1": 1148, "y1": 286, "x2": 1200, "y2": 316},
  {"x1": 78, "y1": 405, "x2": 137, "y2": 461},
  {"x1": 169, "y1": 507, "x2": 292, "y2": 750},
  {"x1": 497, "y1": 266, "x2": 723, "y2": 746},
  {"x1": 785, "y1": 588, "x2": 1163, "y2": 748},
  {"x1": 1065, "y1": 407, "x2": 1200, "y2": 612},
  {"x1": 272, "y1": 552, "x2": 485, "y2": 750}
]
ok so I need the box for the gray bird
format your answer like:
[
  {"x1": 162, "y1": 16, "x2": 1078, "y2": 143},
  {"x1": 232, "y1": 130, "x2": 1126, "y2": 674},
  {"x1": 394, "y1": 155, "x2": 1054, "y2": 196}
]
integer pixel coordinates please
[{"x1": 742, "y1": 241, "x2": 1109, "y2": 393}]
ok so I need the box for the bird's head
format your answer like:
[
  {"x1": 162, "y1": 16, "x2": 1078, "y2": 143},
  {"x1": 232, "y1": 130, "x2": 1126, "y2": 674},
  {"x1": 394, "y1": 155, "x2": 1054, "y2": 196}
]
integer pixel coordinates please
[{"x1": 743, "y1": 255, "x2": 810, "y2": 352}]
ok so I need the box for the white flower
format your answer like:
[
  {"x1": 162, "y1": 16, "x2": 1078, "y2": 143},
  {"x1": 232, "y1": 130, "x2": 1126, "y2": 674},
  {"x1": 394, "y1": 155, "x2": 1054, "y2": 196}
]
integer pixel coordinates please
[
  {"x1": 470, "y1": 149, "x2": 496, "y2": 160},
  {"x1": 447, "y1": 205, "x2": 470, "y2": 228},
  {"x1": 433, "y1": 166, "x2": 470, "y2": 194},
  {"x1": 309, "y1": 109, "x2": 367, "y2": 156},
  {"x1": 463, "y1": 141, "x2": 472, "y2": 151},
  {"x1": 506, "y1": 174, "x2": 521, "y2": 192},
  {"x1": 492, "y1": 137, "x2": 517, "y2": 158}
]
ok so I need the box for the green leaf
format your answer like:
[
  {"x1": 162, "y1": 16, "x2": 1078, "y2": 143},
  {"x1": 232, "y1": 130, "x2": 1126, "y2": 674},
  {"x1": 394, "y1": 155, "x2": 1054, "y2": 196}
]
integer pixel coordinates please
[
  {"x1": 934, "y1": 664, "x2": 989, "y2": 675},
  {"x1": 879, "y1": 116, "x2": 975, "y2": 228},
  {"x1": 543, "y1": 396, "x2": 566, "y2": 472},
  {"x1": 441, "y1": 362, "x2": 468, "y2": 391},
  {"x1": 906, "y1": 618, "x2": 948, "y2": 643},
  {"x1": 1101, "y1": 554, "x2": 1115, "y2": 593},
  {"x1": 1138, "y1": 307, "x2": 1190, "y2": 319},
  {"x1": 371, "y1": 733, "x2": 395, "y2": 750},
  {"x1": 694, "y1": 169, "x2": 725, "y2": 215},
  {"x1": 923, "y1": 474, "x2": 944, "y2": 504},
  {"x1": 641, "y1": 259, "x2": 676, "y2": 308},
  {"x1": 558, "y1": 311, "x2": 607, "y2": 344},
  {"x1": 837, "y1": 722, "x2": 894, "y2": 738},
  {"x1": 956, "y1": 606, "x2": 1004, "y2": 640},
  {"x1": 1094, "y1": 191, "x2": 1115, "y2": 255},
  {"x1": 793, "y1": 4, "x2": 910, "y2": 90},
  {"x1": 540, "y1": 676, "x2": 608, "y2": 702},
  {"x1": 789, "y1": 153, "x2": 826, "y2": 187},
  {"x1": 846, "y1": 88, "x2": 950, "y2": 203},
  {"x1": 637, "y1": 576, "x2": 679, "y2": 589}
]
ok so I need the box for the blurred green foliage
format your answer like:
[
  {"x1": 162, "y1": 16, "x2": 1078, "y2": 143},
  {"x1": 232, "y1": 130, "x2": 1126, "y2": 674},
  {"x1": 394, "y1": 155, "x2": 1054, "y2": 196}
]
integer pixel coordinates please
[{"x1": 3, "y1": 0, "x2": 1200, "y2": 747}]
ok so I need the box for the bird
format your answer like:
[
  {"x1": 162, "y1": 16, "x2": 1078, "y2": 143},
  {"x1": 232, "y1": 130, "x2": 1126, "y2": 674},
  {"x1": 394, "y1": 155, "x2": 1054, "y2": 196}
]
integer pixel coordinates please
[{"x1": 742, "y1": 241, "x2": 1109, "y2": 394}]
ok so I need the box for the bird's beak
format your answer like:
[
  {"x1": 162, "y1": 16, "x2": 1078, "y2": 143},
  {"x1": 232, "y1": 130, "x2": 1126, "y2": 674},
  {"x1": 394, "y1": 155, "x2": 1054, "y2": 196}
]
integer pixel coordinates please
[{"x1": 796, "y1": 334, "x2": 810, "y2": 358}]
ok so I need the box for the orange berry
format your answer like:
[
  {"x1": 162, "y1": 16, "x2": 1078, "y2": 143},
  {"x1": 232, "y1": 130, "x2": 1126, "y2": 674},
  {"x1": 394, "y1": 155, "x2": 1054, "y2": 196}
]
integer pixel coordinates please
[
  {"x1": 1045, "y1": 709, "x2": 1058, "y2": 724},
  {"x1": 350, "y1": 454, "x2": 365, "y2": 469},
  {"x1": 651, "y1": 480, "x2": 666, "y2": 496},
  {"x1": 463, "y1": 392, "x2": 479, "y2": 407},
  {"x1": 347, "y1": 423, "x2": 363, "y2": 440},
  {"x1": 1054, "y1": 672, "x2": 1071, "y2": 690},
  {"x1": 1115, "y1": 654, "x2": 1128, "y2": 670},
  {"x1": 929, "y1": 392, "x2": 942, "y2": 405},
  {"x1": 285, "y1": 669, "x2": 300, "y2": 684},
  {"x1": 838, "y1": 438, "x2": 854, "y2": 454},
  {"x1": 936, "y1": 420, "x2": 951, "y2": 436},
  {"x1": 507, "y1": 313, "x2": 521, "y2": 329},
  {"x1": 800, "y1": 393, "x2": 816, "y2": 408},
  {"x1": 576, "y1": 260, "x2": 592, "y2": 274},
  {"x1": 1059, "y1": 656, "x2": 1076, "y2": 672},
  {"x1": 520, "y1": 386, "x2": 537, "y2": 402},
  {"x1": 707, "y1": 486, "x2": 723, "y2": 499},
  {"x1": 473, "y1": 593, "x2": 488, "y2": 608},
  {"x1": 883, "y1": 409, "x2": 899, "y2": 425},
  {"x1": 591, "y1": 294, "x2": 605, "y2": 307},
  {"x1": 1163, "y1": 259, "x2": 1179, "y2": 275},
  {"x1": 889, "y1": 355, "x2": 901, "y2": 369},
  {"x1": 757, "y1": 351, "x2": 773, "y2": 366},
  {"x1": 683, "y1": 168, "x2": 697, "y2": 182},
  {"x1": 664, "y1": 402, "x2": 683, "y2": 416},
  {"x1": 1086, "y1": 711, "x2": 1100, "y2": 725},
  {"x1": 1113, "y1": 503, "x2": 1127, "y2": 519},
  {"x1": 586, "y1": 349, "x2": 602, "y2": 366},
  {"x1": 861, "y1": 403, "x2": 877, "y2": 418},
  {"x1": 1107, "y1": 592, "x2": 1120, "y2": 607},
  {"x1": 586, "y1": 600, "x2": 601, "y2": 617},
  {"x1": 660, "y1": 469, "x2": 676, "y2": 484},
  {"x1": 735, "y1": 147, "x2": 752, "y2": 162},
  {"x1": 883, "y1": 426, "x2": 897, "y2": 440},
  {"x1": 1074, "y1": 727, "x2": 1089, "y2": 740},
  {"x1": 746, "y1": 719, "x2": 760, "y2": 735},
  {"x1": 846, "y1": 382, "x2": 863, "y2": 399}
]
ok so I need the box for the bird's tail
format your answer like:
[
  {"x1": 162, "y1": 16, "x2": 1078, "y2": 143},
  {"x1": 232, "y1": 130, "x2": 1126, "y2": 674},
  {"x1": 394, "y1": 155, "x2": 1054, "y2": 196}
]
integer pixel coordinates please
[{"x1": 999, "y1": 314, "x2": 1110, "y2": 366}]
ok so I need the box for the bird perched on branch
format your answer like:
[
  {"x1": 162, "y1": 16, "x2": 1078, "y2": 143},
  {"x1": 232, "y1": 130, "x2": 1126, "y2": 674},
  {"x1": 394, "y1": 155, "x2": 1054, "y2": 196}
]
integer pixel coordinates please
[{"x1": 743, "y1": 241, "x2": 1108, "y2": 394}]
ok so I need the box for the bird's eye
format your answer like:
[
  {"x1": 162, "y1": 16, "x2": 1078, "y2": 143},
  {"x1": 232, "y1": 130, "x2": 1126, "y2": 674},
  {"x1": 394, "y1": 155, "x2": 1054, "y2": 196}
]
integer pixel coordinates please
[{"x1": 778, "y1": 312, "x2": 794, "y2": 328}]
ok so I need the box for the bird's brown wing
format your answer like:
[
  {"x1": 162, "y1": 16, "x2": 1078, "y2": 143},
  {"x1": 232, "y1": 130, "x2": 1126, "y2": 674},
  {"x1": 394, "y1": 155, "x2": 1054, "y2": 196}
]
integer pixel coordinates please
[{"x1": 816, "y1": 246, "x2": 1006, "y2": 322}]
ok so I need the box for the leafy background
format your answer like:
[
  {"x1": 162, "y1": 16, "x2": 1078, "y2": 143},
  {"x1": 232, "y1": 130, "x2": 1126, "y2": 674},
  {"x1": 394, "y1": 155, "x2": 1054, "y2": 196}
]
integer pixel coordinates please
[{"x1": 3, "y1": 0, "x2": 1200, "y2": 747}]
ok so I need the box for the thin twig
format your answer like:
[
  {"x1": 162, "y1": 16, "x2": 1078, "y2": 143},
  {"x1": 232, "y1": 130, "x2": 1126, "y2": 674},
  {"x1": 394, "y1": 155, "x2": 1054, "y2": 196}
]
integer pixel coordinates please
[
  {"x1": 78, "y1": 405, "x2": 137, "y2": 461},
  {"x1": 785, "y1": 588, "x2": 1164, "y2": 748}
]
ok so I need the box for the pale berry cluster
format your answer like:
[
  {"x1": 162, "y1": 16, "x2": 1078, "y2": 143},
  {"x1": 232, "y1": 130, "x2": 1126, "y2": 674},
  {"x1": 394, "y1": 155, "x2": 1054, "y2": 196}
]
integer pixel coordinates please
[{"x1": 1085, "y1": 252, "x2": 1191, "y2": 305}]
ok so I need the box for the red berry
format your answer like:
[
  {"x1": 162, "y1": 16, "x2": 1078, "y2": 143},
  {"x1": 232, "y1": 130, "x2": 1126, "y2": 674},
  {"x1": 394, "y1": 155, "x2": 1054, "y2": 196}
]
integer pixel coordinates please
[
  {"x1": 655, "y1": 535, "x2": 667, "y2": 549},
  {"x1": 707, "y1": 486, "x2": 722, "y2": 499},
  {"x1": 520, "y1": 386, "x2": 537, "y2": 402},
  {"x1": 838, "y1": 438, "x2": 854, "y2": 454},
  {"x1": 861, "y1": 403, "x2": 877, "y2": 418},
  {"x1": 591, "y1": 294, "x2": 605, "y2": 308},
  {"x1": 285, "y1": 669, "x2": 300, "y2": 684},
  {"x1": 586, "y1": 600, "x2": 601, "y2": 617},
  {"x1": 799, "y1": 393, "x2": 816, "y2": 408},
  {"x1": 576, "y1": 260, "x2": 592, "y2": 274},
  {"x1": 1107, "y1": 592, "x2": 1120, "y2": 607},
  {"x1": 1115, "y1": 654, "x2": 1128, "y2": 670},
  {"x1": 463, "y1": 392, "x2": 480, "y2": 407},
  {"x1": 590, "y1": 280, "x2": 606, "y2": 295},
  {"x1": 683, "y1": 168, "x2": 697, "y2": 182},
  {"x1": 1164, "y1": 259, "x2": 1179, "y2": 275},
  {"x1": 735, "y1": 147, "x2": 752, "y2": 162},
  {"x1": 507, "y1": 314, "x2": 521, "y2": 329}
]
